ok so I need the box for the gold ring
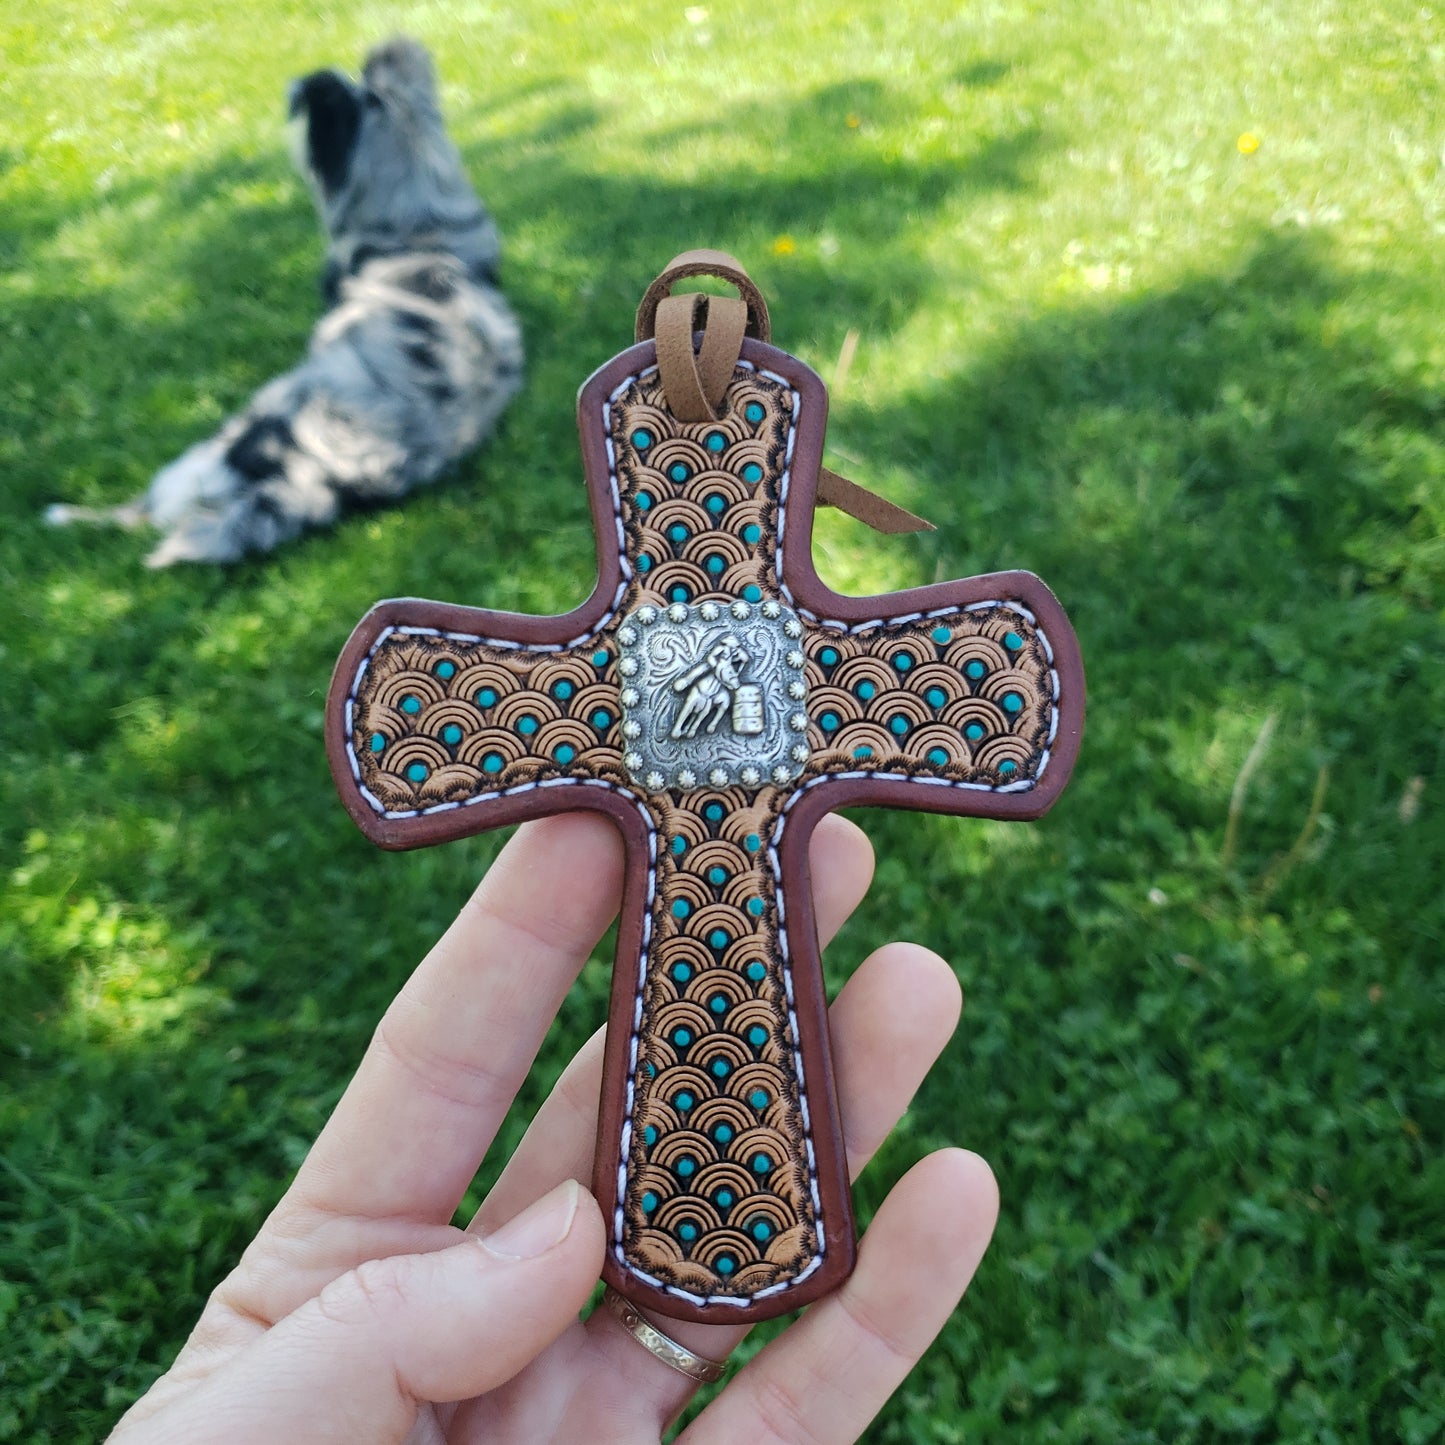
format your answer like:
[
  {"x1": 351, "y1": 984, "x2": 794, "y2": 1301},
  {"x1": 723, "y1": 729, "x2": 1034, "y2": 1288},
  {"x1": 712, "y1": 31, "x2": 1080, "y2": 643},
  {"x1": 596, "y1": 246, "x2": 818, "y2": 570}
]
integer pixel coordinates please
[{"x1": 601, "y1": 1287, "x2": 728, "y2": 1385}]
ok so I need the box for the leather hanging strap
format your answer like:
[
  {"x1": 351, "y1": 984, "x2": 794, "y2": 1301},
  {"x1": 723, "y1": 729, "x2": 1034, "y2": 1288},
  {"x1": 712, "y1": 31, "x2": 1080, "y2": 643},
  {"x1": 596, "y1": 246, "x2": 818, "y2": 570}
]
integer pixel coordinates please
[
  {"x1": 817, "y1": 466, "x2": 935, "y2": 533},
  {"x1": 654, "y1": 292, "x2": 749, "y2": 422},
  {"x1": 635, "y1": 249, "x2": 770, "y2": 344},
  {"x1": 640, "y1": 249, "x2": 767, "y2": 424},
  {"x1": 639, "y1": 248, "x2": 934, "y2": 529}
]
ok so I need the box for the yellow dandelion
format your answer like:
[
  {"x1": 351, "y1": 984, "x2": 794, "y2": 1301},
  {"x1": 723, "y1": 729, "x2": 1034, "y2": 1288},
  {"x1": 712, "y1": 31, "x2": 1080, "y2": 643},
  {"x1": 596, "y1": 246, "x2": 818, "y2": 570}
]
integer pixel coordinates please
[
  {"x1": 1237, "y1": 131, "x2": 1260, "y2": 155},
  {"x1": 845, "y1": 113, "x2": 861, "y2": 129},
  {"x1": 771, "y1": 234, "x2": 797, "y2": 257}
]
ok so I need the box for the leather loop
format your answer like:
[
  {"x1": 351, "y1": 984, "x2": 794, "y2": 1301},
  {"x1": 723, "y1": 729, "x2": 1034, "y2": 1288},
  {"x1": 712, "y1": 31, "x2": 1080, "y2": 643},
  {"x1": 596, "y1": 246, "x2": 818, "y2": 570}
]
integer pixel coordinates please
[
  {"x1": 635, "y1": 249, "x2": 770, "y2": 344},
  {"x1": 695, "y1": 293, "x2": 748, "y2": 410},
  {"x1": 655, "y1": 295, "x2": 714, "y2": 422},
  {"x1": 816, "y1": 467, "x2": 936, "y2": 533},
  {"x1": 654, "y1": 292, "x2": 749, "y2": 422}
]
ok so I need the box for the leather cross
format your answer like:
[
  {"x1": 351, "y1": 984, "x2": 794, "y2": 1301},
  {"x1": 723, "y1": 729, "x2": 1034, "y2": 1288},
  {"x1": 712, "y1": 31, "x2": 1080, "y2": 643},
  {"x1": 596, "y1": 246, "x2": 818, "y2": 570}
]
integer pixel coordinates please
[{"x1": 325, "y1": 256, "x2": 1085, "y2": 1324}]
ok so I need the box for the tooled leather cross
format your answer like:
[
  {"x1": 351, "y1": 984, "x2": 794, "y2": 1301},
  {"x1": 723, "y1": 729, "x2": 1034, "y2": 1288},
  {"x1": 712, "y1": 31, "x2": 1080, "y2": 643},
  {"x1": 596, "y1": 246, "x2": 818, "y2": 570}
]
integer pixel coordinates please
[{"x1": 325, "y1": 252, "x2": 1085, "y2": 1325}]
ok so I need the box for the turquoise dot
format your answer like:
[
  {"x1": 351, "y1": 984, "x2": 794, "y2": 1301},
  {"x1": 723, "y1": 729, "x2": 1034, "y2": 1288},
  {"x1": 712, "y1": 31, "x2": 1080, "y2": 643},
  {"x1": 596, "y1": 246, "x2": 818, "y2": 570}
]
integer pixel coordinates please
[
  {"x1": 965, "y1": 723, "x2": 985, "y2": 742},
  {"x1": 854, "y1": 746, "x2": 874, "y2": 759},
  {"x1": 644, "y1": 1125, "x2": 658, "y2": 1146},
  {"x1": 746, "y1": 961, "x2": 766, "y2": 983},
  {"x1": 517, "y1": 715, "x2": 538, "y2": 736},
  {"x1": 1003, "y1": 692, "x2": 1023, "y2": 714},
  {"x1": 1005, "y1": 631, "x2": 1024, "y2": 651},
  {"x1": 592, "y1": 649, "x2": 609, "y2": 667},
  {"x1": 435, "y1": 660, "x2": 456, "y2": 679},
  {"x1": 749, "y1": 1089, "x2": 769, "y2": 1110},
  {"x1": 931, "y1": 626, "x2": 951, "y2": 645},
  {"x1": 745, "y1": 402, "x2": 765, "y2": 424},
  {"x1": 927, "y1": 747, "x2": 949, "y2": 767},
  {"x1": 672, "y1": 899, "x2": 691, "y2": 919},
  {"x1": 369, "y1": 733, "x2": 386, "y2": 753},
  {"x1": 925, "y1": 687, "x2": 947, "y2": 709},
  {"x1": 679, "y1": 1222, "x2": 698, "y2": 1241},
  {"x1": 676, "y1": 1156, "x2": 696, "y2": 1178},
  {"x1": 645, "y1": 1062, "x2": 656, "y2": 1077},
  {"x1": 715, "y1": 1188, "x2": 735, "y2": 1208},
  {"x1": 820, "y1": 647, "x2": 839, "y2": 667},
  {"x1": 675, "y1": 1091, "x2": 695, "y2": 1111},
  {"x1": 672, "y1": 961, "x2": 693, "y2": 983},
  {"x1": 669, "y1": 462, "x2": 690, "y2": 483},
  {"x1": 632, "y1": 429, "x2": 653, "y2": 450},
  {"x1": 442, "y1": 724, "x2": 463, "y2": 746},
  {"x1": 635, "y1": 490, "x2": 653, "y2": 511},
  {"x1": 706, "y1": 555, "x2": 725, "y2": 575},
  {"x1": 965, "y1": 660, "x2": 987, "y2": 681},
  {"x1": 705, "y1": 493, "x2": 727, "y2": 515},
  {"x1": 406, "y1": 762, "x2": 428, "y2": 783},
  {"x1": 591, "y1": 709, "x2": 612, "y2": 729},
  {"x1": 672, "y1": 1028, "x2": 693, "y2": 1048},
  {"x1": 714, "y1": 1123, "x2": 734, "y2": 1143},
  {"x1": 893, "y1": 652, "x2": 914, "y2": 672},
  {"x1": 744, "y1": 833, "x2": 761, "y2": 852},
  {"x1": 743, "y1": 523, "x2": 762, "y2": 544},
  {"x1": 704, "y1": 803, "x2": 724, "y2": 823},
  {"x1": 742, "y1": 463, "x2": 763, "y2": 483},
  {"x1": 747, "y1": 897, "x2": 765, "y2": 918},
  {"x1": 554, "y1": 744, "x2": 575, "y2": 764},
  {"x1": 709, "y1": 929, "x2": 729, "y2": 950},
  {"x1": 709, "y1": 994, "x2": 729, "y2": 1014},
  {"x1": 999, "y1": 759, "x2": 1018, "y2": 775},
  {"x1": 742, "y1": 584, "x2": 762, "y2": 603},
  {"x1": 856, "y1": 681, "x2": 876, "y2": 701},
  {"x1": 751, "y1": 1219, "x2": 773, "y2": 1242},
  {"x1": 820, "y1": 711, "x2": 839, "y2": 732},
  {"x1": 477, "y1": 687, "x2": 498, "y2": 708},
  {"x1": 751, "y1": 1153, "x2": 773, "y2": 1174},
  {"x1": 706, "y1": 430, "x2": 727, "y2": 453},
  {"x1": 711, "y1": 1058, "x2": 730, "y2": 1078},
  {"x1": 670, "y1": 584, "x2": 690, "y2": 603},
  {"x1": 668, "y1": 522, "x2": 688, "y2": 543},
  {"x1": 482, "y1": 753, "x2": 504, "y2": 774},
  {"x1": 552, "y1": 680, "x2": 574, "y2": 700},
  {"x1": 637, "y1": 553, "x2": 653, "y2": 572},
  {"x1": 716, "y1": 1255, "x2": 737, "y2": 1276},
  {"x1": 642, "y1": 1190, "x2": 659, "y2": 1212},
  {"x1": 707, "y1": 866, "x2": 727, "y2": 886},
  {"x1": 747, "y1": 1025, "x2": 768, "y2": 1048},
  {"x1": 401, "y1": 695, "x2": 421, "y2": 715},
  {"x1": 888, "y1": 715, "x2": 909, "y2": 736},
  {"x1": 672, "y1": 836, "x2": 688, "y2": 856}
]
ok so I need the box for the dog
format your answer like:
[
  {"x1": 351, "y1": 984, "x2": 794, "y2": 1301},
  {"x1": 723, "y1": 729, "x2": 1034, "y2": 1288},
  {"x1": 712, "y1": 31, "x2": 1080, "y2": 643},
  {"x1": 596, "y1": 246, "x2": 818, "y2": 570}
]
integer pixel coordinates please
[{"x1": 46, "y1": 37, "x2": 523, "y2": 566}]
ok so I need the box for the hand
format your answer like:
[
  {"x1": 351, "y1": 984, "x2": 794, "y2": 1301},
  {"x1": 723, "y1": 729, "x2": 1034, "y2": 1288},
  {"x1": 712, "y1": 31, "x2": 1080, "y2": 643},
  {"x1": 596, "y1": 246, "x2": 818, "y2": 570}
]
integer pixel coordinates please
[{"x1": 109, "y1": 814, "x2": 998, "y2": 1444}]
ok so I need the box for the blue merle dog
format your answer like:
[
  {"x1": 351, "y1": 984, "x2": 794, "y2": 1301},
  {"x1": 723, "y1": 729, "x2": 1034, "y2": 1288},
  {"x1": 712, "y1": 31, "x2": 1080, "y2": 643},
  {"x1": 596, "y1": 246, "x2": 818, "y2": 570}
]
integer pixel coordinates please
[{"x1": 47, "y1": 37, "x2": 523, "y2": 565}]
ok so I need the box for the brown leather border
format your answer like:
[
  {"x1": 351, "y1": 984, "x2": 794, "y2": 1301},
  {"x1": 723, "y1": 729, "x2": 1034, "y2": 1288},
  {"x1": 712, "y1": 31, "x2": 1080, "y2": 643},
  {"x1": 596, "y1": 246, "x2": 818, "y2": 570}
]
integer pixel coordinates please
[{"x1": 323, "y1": 335, "x2": 1085, "y2": 1322}]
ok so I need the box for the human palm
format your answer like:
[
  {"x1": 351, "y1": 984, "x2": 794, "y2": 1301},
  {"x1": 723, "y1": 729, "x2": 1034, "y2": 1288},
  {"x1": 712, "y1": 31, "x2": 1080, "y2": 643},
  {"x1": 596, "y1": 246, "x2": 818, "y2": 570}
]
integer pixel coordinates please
[{"x1": 110, "y1": 815, "x2": 997, "y2": 1444}]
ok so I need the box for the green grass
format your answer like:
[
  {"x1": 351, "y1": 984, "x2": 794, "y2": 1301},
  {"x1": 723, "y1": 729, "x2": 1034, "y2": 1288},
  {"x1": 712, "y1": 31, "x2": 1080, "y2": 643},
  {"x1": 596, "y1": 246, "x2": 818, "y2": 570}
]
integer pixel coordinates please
[{"x1": 2, "y1": 1, "x2": 1443, "y2": 1439}]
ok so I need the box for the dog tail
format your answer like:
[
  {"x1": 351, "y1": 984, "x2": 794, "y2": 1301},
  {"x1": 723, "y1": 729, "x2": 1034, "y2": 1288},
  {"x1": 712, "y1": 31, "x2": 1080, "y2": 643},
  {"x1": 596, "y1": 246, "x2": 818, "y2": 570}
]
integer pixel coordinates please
[{"x1": 45, "y1": 500, "x2": 149, "y2": 530}]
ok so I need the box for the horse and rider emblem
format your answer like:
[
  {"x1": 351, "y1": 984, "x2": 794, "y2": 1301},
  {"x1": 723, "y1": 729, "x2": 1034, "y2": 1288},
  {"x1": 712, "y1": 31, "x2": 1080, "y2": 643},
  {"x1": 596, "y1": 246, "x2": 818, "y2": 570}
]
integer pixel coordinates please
[
  {"x1": 616, "y1": 599, "x2": 810, "y2": 793},
  {"x1": 669, "y1": 635, "x2": 763, "y2": 739}
]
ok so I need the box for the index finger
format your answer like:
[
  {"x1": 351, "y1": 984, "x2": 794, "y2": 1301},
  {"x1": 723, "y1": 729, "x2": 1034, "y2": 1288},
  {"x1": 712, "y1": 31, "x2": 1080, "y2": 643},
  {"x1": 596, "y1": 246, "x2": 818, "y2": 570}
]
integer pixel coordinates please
[{"x1": 281, "y1": 811, "x2": 625, "y2": 1229}]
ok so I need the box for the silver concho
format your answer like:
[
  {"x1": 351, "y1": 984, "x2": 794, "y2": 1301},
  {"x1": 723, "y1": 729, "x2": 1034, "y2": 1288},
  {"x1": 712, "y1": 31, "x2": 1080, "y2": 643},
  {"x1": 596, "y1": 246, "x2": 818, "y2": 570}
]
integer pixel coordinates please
[{"x1": 616, "y1": 600, "x2": 810, "y2": 792}]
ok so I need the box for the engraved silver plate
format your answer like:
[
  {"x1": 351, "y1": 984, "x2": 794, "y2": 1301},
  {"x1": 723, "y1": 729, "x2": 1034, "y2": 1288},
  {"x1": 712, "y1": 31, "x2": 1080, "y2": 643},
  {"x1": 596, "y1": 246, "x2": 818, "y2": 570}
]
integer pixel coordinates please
[{"x1": 617, "y1": 600, "x2": 810, "y2": 792}]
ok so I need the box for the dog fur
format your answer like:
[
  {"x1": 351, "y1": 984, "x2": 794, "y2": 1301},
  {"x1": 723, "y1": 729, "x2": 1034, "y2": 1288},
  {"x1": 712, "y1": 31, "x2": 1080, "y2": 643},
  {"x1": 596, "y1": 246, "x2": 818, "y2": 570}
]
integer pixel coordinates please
[{"x1": 46, "y1": 37, "x2": 523, "y2": 565}]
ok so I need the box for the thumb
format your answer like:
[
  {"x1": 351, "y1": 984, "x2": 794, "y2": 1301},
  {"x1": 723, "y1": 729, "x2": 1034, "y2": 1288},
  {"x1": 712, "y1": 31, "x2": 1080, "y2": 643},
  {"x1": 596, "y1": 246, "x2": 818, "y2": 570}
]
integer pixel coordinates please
[{"x1": 120, "y1": 1180, "x2": 605, "y2": 1445}]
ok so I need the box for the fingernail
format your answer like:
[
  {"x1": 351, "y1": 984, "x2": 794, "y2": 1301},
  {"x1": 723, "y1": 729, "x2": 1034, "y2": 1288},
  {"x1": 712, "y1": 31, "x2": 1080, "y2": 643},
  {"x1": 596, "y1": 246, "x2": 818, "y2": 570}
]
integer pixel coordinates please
[{"x1": 481, "y1": 1180, "x2": 580, "y2": 1260}]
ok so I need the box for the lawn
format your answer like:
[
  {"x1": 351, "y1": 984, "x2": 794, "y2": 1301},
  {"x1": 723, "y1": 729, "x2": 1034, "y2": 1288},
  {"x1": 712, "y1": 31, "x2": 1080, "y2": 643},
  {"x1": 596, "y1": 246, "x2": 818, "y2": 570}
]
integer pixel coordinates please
[{"x1": 2, "y1": 0, "x2": 1442, "y2": 1440}]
